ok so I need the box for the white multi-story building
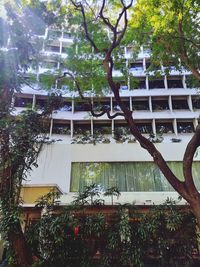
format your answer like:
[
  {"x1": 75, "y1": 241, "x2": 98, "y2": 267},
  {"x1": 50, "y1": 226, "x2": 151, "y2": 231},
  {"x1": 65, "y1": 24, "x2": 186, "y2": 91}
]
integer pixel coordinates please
[{"x1": 16, "y1": 28, "x2": 200, "y2": 206}]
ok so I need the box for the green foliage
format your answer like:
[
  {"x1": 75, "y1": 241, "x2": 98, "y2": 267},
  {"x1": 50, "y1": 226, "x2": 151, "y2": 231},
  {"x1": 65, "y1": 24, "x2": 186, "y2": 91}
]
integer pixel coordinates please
[
  {"x1": 35, "y1": 189, "x2": 61, "y2": 209},
  {"x1": 104, "y1": 186, "x2": 121, "y2": 205},
  {"x1": 73, "y1": 183, "x2": 104, "y2": 206},
  {"x1": 24, "y1": 193, "x2": 198, "y2": 267},
  {"x1": 113, "y1": 127, "x2": 131, "y2": 142},
  {"x1": 0, "y1": 3, "x2": 60, "y2": 264},
  {"x1": 131, "y1": 0, "x2": 200, "y2": 79},
  {"x1": 39, "y1": 74, "x2": 56, "y2": 89}
]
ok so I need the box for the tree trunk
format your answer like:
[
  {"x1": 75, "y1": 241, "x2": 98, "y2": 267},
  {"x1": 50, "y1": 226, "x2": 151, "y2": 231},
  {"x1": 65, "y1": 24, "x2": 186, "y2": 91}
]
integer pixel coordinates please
[
  {"x1": 191, "y1": 200, "x2": 200, "y2": 230},
  {"x1": 7, "y1": 220, "x2": 33, "y2": 267}
]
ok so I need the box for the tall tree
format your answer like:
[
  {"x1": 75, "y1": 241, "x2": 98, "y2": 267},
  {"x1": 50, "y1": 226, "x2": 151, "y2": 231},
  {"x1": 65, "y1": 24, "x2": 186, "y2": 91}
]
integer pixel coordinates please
[
  {"x1": 30, "y1": 0, "x2": 200, "y2": 228},
  {"x1": 0, "y1": 3, "x2": 60, "y2": 266}
]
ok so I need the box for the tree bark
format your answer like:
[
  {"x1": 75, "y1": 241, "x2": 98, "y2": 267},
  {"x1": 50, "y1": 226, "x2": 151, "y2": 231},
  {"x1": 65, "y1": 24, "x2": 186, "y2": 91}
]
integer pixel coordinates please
[
  {"x1": 191, "y1": 198, "x2": 200, "y2": 230},
  {"x1": 7, "y1": 221, "x2": 33, "y2": 267}
]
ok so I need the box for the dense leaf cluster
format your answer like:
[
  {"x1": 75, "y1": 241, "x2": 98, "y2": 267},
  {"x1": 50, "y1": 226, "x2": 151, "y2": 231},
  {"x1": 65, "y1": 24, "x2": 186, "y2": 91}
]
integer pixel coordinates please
[{"x1": 25, "y1": 189, "x2": 198, "y2": 267}]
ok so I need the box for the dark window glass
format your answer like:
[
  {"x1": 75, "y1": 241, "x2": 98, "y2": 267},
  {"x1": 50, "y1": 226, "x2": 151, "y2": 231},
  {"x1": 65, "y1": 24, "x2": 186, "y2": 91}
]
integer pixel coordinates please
[
  {"x1": 172, "y1": 99, "x2": 188, "y2": 110},
  {"x1": 152, "y1": 100, "x2": 169, "y2": 111},
  {"x1": 177, "y1": 121, "x2": 194, "y2": 133},
  {"x1": 14, "y1": 97, "x2": 33, "y2": 108},
  {"x1": 132, "y1": 100, "x2": 149, "y2": 110},
  {"x1": 149, "y1": 80, "x2": 165, "y2": 89},
  {"x1": 168, "y1": 79, "x2": 183, "y2": 88}
]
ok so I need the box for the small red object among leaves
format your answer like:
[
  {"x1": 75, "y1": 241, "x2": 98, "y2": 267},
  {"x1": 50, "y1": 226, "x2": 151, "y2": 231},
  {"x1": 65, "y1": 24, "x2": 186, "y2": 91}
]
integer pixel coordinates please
[{"x1": 74, "y1": 226, "x2": 79, "y2": 237}]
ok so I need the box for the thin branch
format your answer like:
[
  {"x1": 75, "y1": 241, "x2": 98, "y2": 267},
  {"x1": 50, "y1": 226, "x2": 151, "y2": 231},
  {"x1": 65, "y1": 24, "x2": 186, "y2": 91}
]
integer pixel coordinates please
[
  {"x1": 99, "y1": 0, "x2": 115, "y2": 32},
  {"x1": 61, "y1": 71, "x2": 84, "y2": 99},
  {"x1": 60, "y1": 72, "x2": 124, "y2": 119},
  {"x1": 91, "y1": 108, "x2": 124, "y2": 119},
  {"x1": 71, "y1": 0, "x2": 99, "y2": 53},
  {"x1": 167, "y1": 33, "x2": 200, "y2": 50}
]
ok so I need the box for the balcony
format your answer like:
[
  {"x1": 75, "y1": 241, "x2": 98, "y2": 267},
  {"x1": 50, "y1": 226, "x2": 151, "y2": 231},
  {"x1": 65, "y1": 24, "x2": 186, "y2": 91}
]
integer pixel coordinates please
[
  {"x1": 129, "y1": 62, "x2": 144, "y2": 76},
  {"x1": 149, "y1": 79, "x2": 165, "y2": 89},
  {"x1": 14, "y1": 97, "x2": 33, "y2": 108},
  {"x1": 167, "y1": 78, "x2": 183, "y2": 89},
  {"x1": 132, "y1": 100, "x2": 149, "y2": 111},
  {"x1": 177, "y1": 121, "x2": 194, "y2": 133},
  {"x1": 152, "y1": 99, "x2": 169, "y2": 111},
  {"x1": 156, "y1": 122, "x2": 174, "y2": 134},
  {"x1": 52, "y1": 120, "x2": 71, "y2": 135},
  {"x1": 172, "y1": 99, "x2": 189, "y2": 110},
  {"x1": 136, "y1": 123, "x2": 152, "y2": 134},
  {"x1": 192, "y1": 98, "x2": 200, "y2": 109}
]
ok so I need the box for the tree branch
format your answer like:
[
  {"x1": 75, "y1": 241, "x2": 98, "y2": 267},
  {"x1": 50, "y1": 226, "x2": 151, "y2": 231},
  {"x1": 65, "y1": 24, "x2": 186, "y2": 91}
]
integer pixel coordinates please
[
  {"x1": 60, "y1": 72, "x2": 124, "y2": 119},
  {"x1": 70, "y1": 0, "x2": 100, "y2": 53},
  {"x1": 183, "y1": 124, "x2": 200, "y2": 198},
  {"x1": 99, "y1": 0, "x2": 115, "y2": 32}
]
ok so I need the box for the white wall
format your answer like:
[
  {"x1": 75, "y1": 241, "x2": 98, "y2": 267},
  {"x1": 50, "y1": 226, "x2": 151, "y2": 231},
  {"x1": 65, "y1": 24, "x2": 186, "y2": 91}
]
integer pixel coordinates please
[{"x1": 25, "y1": 141, "x2": 200, "y2": 193}]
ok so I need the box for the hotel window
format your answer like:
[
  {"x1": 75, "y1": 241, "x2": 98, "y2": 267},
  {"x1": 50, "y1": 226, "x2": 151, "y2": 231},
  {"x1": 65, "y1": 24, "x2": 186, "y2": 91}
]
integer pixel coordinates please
[
  {"x1": 70, "y1": 161, "x2": 200, "y2": 192},
  {"x1": 14, "y1": 97, "x2": 33, "y2": 108},
  {"x1": 152, "y1": 98, "x2": 169, "y2": 111},
  {"x1": 177, "y1": 120, "x2": 194, "y2": 133},
  {"x1": 52, "y1": 120, "x2": 70, "y2": 135},
  {"x1": 132, "y1": 98, "x2": 149, "y2": 110},
  {"x1": 172, "y1": 98, "x2": 188, "y2": 110}
]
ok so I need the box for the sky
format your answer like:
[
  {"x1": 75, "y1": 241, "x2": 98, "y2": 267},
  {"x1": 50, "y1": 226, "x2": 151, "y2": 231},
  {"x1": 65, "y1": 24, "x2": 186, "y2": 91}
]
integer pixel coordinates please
[{"x1": 0, "y1": 2, "x2": 6, "y2": 19}]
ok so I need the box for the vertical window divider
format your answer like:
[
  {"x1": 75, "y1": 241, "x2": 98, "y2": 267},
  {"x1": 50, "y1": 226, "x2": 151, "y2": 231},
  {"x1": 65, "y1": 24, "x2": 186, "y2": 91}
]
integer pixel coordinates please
[
  {"x1": 194, "y1": 118, "x2": 198, "y2": 129},
  {"x1": 149, "y1": 96, "x2": 152, "y2": 112},
  {"x1": 183, "y1": 75, "x2": 187, "y2": 89},
  {"x1": 72, "y1": 98, "x2": 74, "y2": 113},
  {"x1": 112, "y1": 119, "x2": 114, "y2": 138},
  {"x1": 91, "y1": 118, "x2": 93, "y2": 137},
  {"x1": 187, "y1": 95, "x2": 193, "y2": 111},
  {"x1": 110, "y1": 96, "x2": 113, "y2": 113},
  {"x1": 130, "y1": 96, "x2": 132, "y2": 111},
  {"x1": 143, "y1": 57, "x2": 146, "y2": 71},
  {"x1": 164, "y1": 75, "x2": 168, "y2": 89},
  {"x1": 173, "y1": 119, "x2": 178, "y2": 136},
  {"x1": 70, "y1": 120, "x2": 73, "y2": 138},
  {"x1": 32, "y1": 94, "x2": 36, "y2": 110},
  {"x1": 169, "y1": 95, "x2": 172, "y2": 111},
  {"x1": 152, "y1": 119, "x2": 156, "y2": 135},
  {"x1": 146, "y1": 75, "x2": 149, "y2": 90},
  {"x1": 50, "y1": 118, "x2": 53, "y2": 137}
]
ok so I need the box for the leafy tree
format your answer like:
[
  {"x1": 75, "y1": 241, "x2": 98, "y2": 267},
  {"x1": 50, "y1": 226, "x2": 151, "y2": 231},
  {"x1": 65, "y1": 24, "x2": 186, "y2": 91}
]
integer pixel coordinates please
[
  {"x1": 130, "y1": 0, "x2": 200, "y2": 80},
  {"x1": 25, "y1": 0, "x2": 200, "y2": 231},
  {"x1": 104, "y1": 186, "x2": 121, "y2": 205},
  {"x1": 0, "y1": 3, "x2": 62, "y2": 266},
  {"x1": 25, "y1": 191, "x2": 197, "y2": 267}
]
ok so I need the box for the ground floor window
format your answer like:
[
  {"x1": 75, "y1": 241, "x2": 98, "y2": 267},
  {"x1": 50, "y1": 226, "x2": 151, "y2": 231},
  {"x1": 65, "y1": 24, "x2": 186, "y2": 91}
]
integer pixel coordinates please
[{"x1": 70, "y1": 161, "x2": 200, "y2": 192}]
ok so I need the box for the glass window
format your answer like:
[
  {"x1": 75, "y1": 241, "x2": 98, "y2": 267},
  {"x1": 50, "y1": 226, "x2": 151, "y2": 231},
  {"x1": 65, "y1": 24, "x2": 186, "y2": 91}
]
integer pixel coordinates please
[
  {"x1": 192, "y1": 98, "x2": 200, "y2": 109},
  {"x1": 156, "y1": 122, "x2": 174, "y2": 134},
  {"x1": 172, "y1": 99, "x2": 188, "y2": 110},
  {"x1": 149, "y1": 79, "x2": 165, "y2": 89},
  {"x1": 52, "y1": 121, "x2": 70, "y2": 134},
  {"x1": 168, "y1": 79, "x2": 183, "y2": 88},
  {"x1": 14, "y1": 97, "x2": 33, "y2": 108},
  {"x1": 136, "y1": 123, "x2": 152, "y2": 133},
  {"x1": 152, "y1": 99, "x2": 169, "y2": 111},
  {"x1": 71, "y1": 161, "x2": 200, "y2": 192},
  {"x1": 132, "y1": 100, "x2": 149, "y2": 110},
  {"x1": 177, "y1": 121, "x2": 194, "y2": 133}
]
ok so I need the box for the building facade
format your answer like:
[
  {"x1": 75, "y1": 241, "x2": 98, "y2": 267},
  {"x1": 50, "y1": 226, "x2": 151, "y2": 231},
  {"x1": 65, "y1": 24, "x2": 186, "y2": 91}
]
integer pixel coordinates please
[{"x1": 15, "y1": 28, "x2": 200, "y2": 206}]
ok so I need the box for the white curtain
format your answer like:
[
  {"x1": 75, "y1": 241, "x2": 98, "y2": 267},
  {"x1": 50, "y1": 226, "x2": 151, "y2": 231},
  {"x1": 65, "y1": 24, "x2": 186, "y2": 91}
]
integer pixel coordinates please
[{"x1": 70, "y1": 162, "x2": 200, "y2": 192}]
